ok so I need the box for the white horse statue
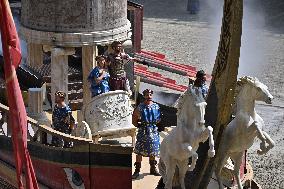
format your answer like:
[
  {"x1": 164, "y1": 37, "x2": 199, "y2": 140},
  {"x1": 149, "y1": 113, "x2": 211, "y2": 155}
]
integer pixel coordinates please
[
  {"x1": 215, "y1": 76, "x2": 275, "y2": 189},
  {"x1": 159, "y1": 85, "x2": 215, "y2": 189}
]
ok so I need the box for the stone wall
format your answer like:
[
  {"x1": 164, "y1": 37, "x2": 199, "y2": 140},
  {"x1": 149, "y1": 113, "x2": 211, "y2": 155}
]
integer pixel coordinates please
[{"x1": 21, "y1": 0, "x2": 127, "y2": 33}]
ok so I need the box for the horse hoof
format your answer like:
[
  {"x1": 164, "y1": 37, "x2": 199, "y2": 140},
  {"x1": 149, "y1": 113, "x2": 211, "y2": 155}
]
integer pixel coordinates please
[
  {"x1": 257, "y1": 149, "x2": 268, "y2": 155},
  {"x1": 208, "y1": 150, "x2": 215, "y2": 157}
]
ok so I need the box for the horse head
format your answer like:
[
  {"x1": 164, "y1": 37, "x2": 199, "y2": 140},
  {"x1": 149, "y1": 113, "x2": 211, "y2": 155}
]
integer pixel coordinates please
[
  {"x1": 175, "y1": 85, "x2": 207, "y2": 126},
  {"x1": 236, "y1": 76, "x2": 273, "y2": 104}
]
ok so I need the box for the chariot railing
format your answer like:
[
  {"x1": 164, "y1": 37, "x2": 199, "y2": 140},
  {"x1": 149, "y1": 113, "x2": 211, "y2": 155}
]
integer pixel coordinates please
[{"x1": 0, "y1": 103, "x2": 93, "y2": 146}]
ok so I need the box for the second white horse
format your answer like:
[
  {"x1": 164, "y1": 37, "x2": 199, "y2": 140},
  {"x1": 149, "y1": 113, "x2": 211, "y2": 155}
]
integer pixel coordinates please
[{"x1": 215, "y1": 76, "x2": 275, "y2": 189}]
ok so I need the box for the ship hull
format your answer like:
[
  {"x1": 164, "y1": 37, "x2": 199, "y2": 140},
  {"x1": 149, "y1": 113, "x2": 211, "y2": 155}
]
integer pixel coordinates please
[{"x1": 0, "y1": 136, "x2": 132, "y2": 189}]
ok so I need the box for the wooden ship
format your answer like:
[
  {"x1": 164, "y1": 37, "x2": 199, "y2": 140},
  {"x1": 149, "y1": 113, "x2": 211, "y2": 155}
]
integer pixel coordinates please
[{"x1": 0, "y1": 0, "x2": 262, "y2": 189}]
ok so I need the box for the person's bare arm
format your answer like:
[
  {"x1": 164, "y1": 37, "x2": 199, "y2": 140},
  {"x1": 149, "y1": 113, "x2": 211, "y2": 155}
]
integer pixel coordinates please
[{"x1": 132, "y1": 107, "x2": 140, "y2": 127}]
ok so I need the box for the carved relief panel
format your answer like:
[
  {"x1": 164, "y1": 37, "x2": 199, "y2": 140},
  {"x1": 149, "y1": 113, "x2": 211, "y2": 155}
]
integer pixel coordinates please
[{"x1": 84, "y1": 91, "x2": 133, "y2": 134}]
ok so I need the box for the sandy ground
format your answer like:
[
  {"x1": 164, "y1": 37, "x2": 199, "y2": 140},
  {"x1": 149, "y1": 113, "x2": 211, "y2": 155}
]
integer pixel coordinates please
[
  {"x1": 131, "y1": 146, "x2": 162, "y2": 189},
  {"x1": 131, "y1": 0, "x2": 284, "y2": 188}
]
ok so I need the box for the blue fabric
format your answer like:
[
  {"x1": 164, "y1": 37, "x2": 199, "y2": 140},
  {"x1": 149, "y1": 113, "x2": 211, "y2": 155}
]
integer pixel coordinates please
[
  {"x1": 200, "y1": 83, "x2": 208, "y2": 99},
  {"x1": 51, "y1": 104, "x2": 74, "y2": 147},
  {"x1": 134, "y1": 103, "x2": 161, "y2": 157},
  {"x1": 88, "y1": 67, "x2": 110, "y2": 97}
]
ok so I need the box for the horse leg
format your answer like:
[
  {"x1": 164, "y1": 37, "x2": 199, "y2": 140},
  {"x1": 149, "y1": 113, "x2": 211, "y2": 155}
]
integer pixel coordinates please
[
  {"x1": 252, "y1": 121, "x2": 268, "y2": 143},
  {"x1": 188, "y1": 150, "x2": 198, "y2": 171},
  {"x1": 262, "y1": 131, "x2": 275, "y2": 150},
  {"x1": 206, "y1": 126, "x2": 215, "y2": 157},
  {"x1": 164, "y1": 157, "x2": 176, "y2": 189},
  {"x1": 250, "y1": 121, "x2": 268, "y2": 155},
  {"x1": 215, "y1": 154, "x2": 229, "y2": 189},
  {"x1": 177, "y1": 160, "x2": 189, "y2": 189},
  {"x1": 199, "y1": 126, "x2": 215, "y2": 157},
  {"x1": 257, "y1": 131, "x2": 275, "y2": 155},
  {"x1": 230, "y1": 152, "x2": 244, "y2": 189}
]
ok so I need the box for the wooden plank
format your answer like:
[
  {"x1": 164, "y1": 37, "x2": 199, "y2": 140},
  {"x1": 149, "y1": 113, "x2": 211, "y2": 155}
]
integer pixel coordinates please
[
  {"x1": 0, "y1": 102, "x2": 92, "y2": 144},
  {"x1": 34, "y1": 124, "x2": 93, "y2": 144}
]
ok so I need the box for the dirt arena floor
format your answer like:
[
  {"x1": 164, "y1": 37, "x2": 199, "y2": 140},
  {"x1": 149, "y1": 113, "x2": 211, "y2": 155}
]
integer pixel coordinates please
[{"x1": 132, "y1": 0, "x2": 284, "y2": 188}]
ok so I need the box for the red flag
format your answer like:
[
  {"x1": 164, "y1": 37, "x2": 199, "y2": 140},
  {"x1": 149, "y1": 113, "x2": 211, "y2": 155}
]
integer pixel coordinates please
[{"x1": 0, "y1": 0, "x2": 39, "y2": 188}]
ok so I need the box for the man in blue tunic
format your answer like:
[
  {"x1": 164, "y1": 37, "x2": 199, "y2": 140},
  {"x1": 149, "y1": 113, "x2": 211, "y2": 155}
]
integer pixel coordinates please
[
  {"x1": 193, "y1": 70, "x2": 208, "y2": 99},
  {"x1": 88, "y1": 55, "x2": 110, "y2": 97},
  {"x1": 51, "y1": 91, "x2": 75, "y2": 148},
  {"x1": 132, "y1": 89, "x2": 161, "y2": 179}
]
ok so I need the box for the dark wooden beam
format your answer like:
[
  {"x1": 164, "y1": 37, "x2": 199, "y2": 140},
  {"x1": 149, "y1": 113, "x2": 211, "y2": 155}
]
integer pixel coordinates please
[{"x1": 188, "y1": 0, "x2": 243, "y2": 188}]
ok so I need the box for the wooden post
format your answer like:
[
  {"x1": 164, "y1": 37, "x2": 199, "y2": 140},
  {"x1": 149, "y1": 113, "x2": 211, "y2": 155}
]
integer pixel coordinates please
[
  {"x1": 50, "y1": 47, "x2": 75, "y2": 108},
  {"x1": 28, "y1": 88, "x2": 43, "y2": 114},
  {"x1": 188, "y1": 0, "x2": 244, "y2": 188},
  {"x1": 134, "y1": 76, "x2": 140, "y2": 105},
  {"x1": 82, "y1": 46, "x2": 97, "y2": 109}
]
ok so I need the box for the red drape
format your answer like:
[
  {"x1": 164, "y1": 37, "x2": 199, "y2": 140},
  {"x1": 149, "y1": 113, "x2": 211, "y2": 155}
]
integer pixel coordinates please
[{"x1": 0, "y1": 0, "x2": 39, "y2": 188}]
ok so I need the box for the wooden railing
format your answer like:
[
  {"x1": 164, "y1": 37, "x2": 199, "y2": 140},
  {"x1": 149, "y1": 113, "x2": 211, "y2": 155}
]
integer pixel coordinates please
[{"x1": 0, "y1": 103, "x2": 93, "y2": 146}]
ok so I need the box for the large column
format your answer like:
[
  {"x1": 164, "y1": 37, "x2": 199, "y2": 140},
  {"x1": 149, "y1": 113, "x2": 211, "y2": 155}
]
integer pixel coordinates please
[
  {"x1": 50, "y1": 47, "x2": 75, "y2": 108},
  {"x1": 82, "y1": 46, "x2": 97, "y2": 108},
  {"x1": 27, "y1": 43, "x2": 43, "y2": 68}
]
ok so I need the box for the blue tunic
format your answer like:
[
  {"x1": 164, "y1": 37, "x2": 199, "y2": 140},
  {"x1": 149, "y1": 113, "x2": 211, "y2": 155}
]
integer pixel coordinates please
[
  {"x1": 200, "y1": 83, "x2": 208, "y2": 99},
  {"x1": 88, "y1": 67, "x2": 110, "y2": 97},
  {"x1": 134, "y1": 103, "x2": 161, "y2": 157},
  {"x1": 51, "y1": 104, "x2": 74, "y2": 147}
]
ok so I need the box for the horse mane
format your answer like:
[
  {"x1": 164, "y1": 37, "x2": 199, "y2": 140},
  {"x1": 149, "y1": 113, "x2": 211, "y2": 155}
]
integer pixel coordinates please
[
  {"x1": 235, "y1": 76, "x2": 259, "y2": 97},
  {"x1": 230, "y1": 76, "x2": 263, "y2": 114},
  {"x1": 174, "y1": 85, "x2": 204, "y2": 111},
  {"x1": 174, "y1": 89, "x2": 189, "y2": 110}
]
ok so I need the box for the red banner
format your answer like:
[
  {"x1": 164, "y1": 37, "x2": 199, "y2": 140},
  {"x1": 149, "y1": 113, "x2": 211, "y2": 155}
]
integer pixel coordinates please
[{"x1": 0, "y1": 0, "x2": 39, "y2": 188}]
